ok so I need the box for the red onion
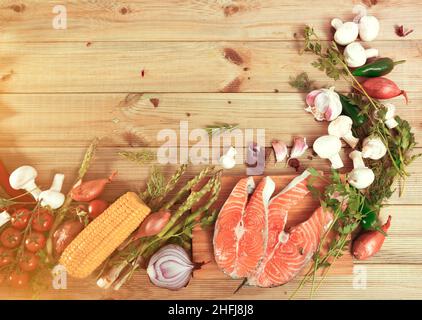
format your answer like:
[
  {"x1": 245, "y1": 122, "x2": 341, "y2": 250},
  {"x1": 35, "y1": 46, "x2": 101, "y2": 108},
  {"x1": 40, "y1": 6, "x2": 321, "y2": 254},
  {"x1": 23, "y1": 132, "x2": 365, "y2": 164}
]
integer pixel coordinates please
[{"x1": 147, "y1": 244, "x2": 194, "y2": 290}]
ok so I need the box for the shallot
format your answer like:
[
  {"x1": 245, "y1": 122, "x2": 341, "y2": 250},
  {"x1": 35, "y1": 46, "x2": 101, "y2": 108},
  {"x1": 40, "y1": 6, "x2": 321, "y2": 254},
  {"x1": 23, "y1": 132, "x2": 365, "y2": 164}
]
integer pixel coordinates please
[
  {"x1": 70, "y1": 171, "x2": 117, "y2": 202},
  {"x1": 147, "y1": 244, "x2": 195, "y2": 290},
  {"x1": 133, "y1": 210, "x2": 171, "y2": 239},
  {"x1": 353, "y1": 215, "x2": 391, "y2": 260},
  {"x1": 362, "y1": 77, "x2": 408, "y2": 104}
]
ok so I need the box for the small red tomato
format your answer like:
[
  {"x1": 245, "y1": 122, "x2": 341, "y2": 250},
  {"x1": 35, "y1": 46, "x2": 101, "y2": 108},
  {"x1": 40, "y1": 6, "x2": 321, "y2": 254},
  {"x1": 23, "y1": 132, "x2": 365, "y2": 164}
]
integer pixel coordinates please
[
  {"x1": 19, "y1": 251, "x2": 39, "y2": 272},
  {"x1": 24, "y1": 232, "x2": 46, "y2": 253},
  {"x1": 11, "y1": 208, "x2": 32, "y2": 230},
  {"x1": 0, "y1": 247, "x2": 14, "y2": 267},
  {"x1": 8, "y1": 271, "x2": 29, "y2": 289},
  {"x1": 0, "y1": 227, "x2": 22, "y2": 249},
  {"x1": 32, "y1": 210, "x2": 54, "y2": 232},
  {"x1": 88, "y1": 199, "x2": 109, "y2": 220}
]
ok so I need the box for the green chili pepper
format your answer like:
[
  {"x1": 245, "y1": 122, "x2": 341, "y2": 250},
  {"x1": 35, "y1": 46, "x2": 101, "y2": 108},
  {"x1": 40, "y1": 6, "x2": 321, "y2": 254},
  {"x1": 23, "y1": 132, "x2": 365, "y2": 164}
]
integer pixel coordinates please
[
  {"x1": 352, "y1": 58, "x2": 406, "y2": 78},
  {"x1": 360, "y1": 205, "x2": 378, "y2": 230},
  {"x1": 339, "y1": 94, "x2": 367, "y2": 127}
]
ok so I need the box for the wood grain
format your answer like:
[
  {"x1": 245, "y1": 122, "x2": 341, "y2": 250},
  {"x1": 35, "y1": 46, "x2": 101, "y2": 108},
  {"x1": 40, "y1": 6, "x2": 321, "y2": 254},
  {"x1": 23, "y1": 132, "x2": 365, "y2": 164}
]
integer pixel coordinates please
[
  {"x1": 1, "y1": 0, "x2": 422, "y2": 300},
  {"x1": 1, "y1": 93, "x2": 421, "y2": 147},
  {"x1": 0, "y1": 41, "x2": 420, "y2": 93},
  {"x1": 0, "y1": 0, "x2": 421, "y2": 41}
]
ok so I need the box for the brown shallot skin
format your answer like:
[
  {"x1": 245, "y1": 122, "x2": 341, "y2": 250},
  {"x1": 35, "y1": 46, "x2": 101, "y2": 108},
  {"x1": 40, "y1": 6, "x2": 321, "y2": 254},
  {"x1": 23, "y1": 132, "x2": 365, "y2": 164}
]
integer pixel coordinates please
[
  {"x1": 353, "y1": 215, "x2": 391, "y2": 260},
  {"x1": 70, "y1": 171, "x2": 117, "y2": 202},
  {"x1": 362, "y1": 77, "x2": 408, "y2": 104},
  {"x1": 133, "y1": 210, "x2": 171, "y2": 240}
]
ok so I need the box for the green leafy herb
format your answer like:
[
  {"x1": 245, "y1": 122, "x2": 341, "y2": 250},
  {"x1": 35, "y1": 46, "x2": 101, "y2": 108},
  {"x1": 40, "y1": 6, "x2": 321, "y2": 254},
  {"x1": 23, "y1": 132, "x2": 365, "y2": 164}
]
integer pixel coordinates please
[{"x1": 288, "y1": 72, "x2": 314, "y2": 92}]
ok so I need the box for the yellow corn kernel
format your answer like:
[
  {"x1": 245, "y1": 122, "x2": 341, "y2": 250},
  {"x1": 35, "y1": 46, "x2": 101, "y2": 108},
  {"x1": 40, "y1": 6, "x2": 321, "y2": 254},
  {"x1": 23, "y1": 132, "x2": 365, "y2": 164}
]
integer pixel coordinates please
[{"x1": 59, "y1": 192, "x2": 151, "y2": 278}]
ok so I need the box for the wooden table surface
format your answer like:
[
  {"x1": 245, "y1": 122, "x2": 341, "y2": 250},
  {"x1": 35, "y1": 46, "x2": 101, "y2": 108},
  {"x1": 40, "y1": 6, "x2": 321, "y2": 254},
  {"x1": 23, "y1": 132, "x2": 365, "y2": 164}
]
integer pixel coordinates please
[{"x1": 1, "y1": 0, "x2": 422, "y2": 300}]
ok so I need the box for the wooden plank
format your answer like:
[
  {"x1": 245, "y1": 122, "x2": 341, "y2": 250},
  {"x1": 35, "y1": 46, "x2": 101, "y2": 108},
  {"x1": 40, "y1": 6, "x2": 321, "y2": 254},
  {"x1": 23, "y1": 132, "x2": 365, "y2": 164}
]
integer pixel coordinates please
[
  {"x1": 0, "y1": 1, "x2": 421, "y2": 41},
  {"x1": 0, "y1": 146, "x2": 421, "y2": 204},
  {"x1": 1, "y1": 264, "x2": 422, "y2": 300},
  {"x1": 0, "y1": 41, "x2": 420, "y2": 93},
  {"x1": 1, "y1": 93, "x2": 421, "y2": 147},
  {"x1": 192, "y1": 175, "x2": 353, "y2": 281}
]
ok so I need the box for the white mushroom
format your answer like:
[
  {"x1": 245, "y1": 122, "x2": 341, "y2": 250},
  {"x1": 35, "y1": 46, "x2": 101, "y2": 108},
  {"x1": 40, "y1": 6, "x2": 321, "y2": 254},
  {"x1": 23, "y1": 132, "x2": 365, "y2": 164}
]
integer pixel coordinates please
[
  {"x1": 383, "y1": 103, "x2": 399, "y2": 129},
  {"x1": 0, "y1": 211, "x2": 11, "y2": 228},
  {"x1": 39, "y1": 173, "x2": 65, "y2": 209},
  {"x1": 328, "y1": 115, "x2": 359, "y2": 148},
  {"x1": 313, "y1": 135, "x2": 344, "y2": 169},
  {"x1": 9, "y1": 166, "x2": 41, "y2": 200},
  {"x1": 219, "y1": 146, "x2": 237, "y2": 169},
  {"x1": 348, "y1": 150, "x2": 375, "y2": 189},
  {"x1": 353, "y1": 4, "x2": 380, "y2": 42},
  {"x1": 361, "y1": 136, "x2": 387, "y2": 160},
  {"x1": 344, "y1": 42, "x2": 378, "y2": 68},
  {"x1": 305, "y1": 87, "x2": 342, "y2": 121},
  {"x1": 331, "y1": 18, "x2": 359, "y2": 46}
]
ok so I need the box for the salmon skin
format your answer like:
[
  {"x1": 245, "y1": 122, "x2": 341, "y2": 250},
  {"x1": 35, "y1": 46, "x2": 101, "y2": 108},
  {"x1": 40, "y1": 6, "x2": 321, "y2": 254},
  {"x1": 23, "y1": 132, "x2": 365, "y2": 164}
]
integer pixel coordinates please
[
  {"x1": 214, "y1": 170, "x2": 333, "y2": 287},
  {"x1": 213, "y1": 176, "x2": 275, "y2": 278}
]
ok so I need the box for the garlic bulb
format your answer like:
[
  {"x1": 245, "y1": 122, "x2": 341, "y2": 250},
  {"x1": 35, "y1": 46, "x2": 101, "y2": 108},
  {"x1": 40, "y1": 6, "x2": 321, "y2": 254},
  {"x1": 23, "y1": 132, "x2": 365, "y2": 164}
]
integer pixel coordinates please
[{"x1": 305, "y1": 87, "x2": 342, "y2": 121}]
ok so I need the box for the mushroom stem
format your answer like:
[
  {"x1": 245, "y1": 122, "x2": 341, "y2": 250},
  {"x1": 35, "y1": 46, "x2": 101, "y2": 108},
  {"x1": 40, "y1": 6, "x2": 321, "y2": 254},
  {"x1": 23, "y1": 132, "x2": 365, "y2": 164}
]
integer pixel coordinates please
[
  {"x1": 343, "y1": 133, "x2": 359, "y2": 149},
  {"x1": 50, "y1": 174, "x2": 65, "y2": 192},
  {"x1": 350, "y1": 151, "x2": 366, "y2": 169},
  {"x1": 328, "y1": 153, "x2": 344, "y2": 169}
]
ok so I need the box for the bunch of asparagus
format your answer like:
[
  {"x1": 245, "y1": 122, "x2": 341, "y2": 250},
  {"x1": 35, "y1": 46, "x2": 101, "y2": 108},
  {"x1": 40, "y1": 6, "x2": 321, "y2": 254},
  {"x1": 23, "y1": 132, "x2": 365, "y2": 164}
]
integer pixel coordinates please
[{"x1": 97, "y1": 164, "x2": 221, "y2": 290}]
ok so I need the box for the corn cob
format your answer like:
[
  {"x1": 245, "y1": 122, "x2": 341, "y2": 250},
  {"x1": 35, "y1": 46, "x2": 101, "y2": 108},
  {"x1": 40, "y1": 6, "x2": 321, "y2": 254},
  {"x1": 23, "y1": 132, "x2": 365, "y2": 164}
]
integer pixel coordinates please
[{"x1": 59, "y1": 192, "x2": 151, "y2": 278}]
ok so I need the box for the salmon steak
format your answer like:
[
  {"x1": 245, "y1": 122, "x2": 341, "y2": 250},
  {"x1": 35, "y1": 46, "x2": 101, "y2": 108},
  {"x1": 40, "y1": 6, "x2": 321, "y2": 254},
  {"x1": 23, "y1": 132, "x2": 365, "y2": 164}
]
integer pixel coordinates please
[
  {"x1": 248, "y1": 206, "x2": 333, "y2": 287},
  {"x1": 213, "y1": 176, "x2": 275, "y2": 278},
  {"x1": 213, "y1": 170, "x2": 334, "y2": 287}
]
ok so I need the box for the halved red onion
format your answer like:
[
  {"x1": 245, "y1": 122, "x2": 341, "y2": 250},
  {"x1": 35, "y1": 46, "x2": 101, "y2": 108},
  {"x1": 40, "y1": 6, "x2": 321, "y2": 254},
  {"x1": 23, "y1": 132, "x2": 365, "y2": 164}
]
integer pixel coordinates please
[{"x1": 147, "y1": 244, "x2": 194, "y2": 290}]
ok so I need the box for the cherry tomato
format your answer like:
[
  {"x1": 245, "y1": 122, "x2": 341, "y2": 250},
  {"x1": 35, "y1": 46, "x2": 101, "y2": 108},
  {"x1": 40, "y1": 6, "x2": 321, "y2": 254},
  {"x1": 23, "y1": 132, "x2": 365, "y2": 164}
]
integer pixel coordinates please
[
  {"x1": 0, "y1": 247, "x2": 14, "y2": 267},
  {"x1": 8, "y1": 271, "x2": 29, "y2": 289},
  {"x1": 19, "y1": 251, "x2": 39, "y2": 272},
  {"x1": 10, "y1": 208, "x2": 32, "y2": 230},
  {"x1": 32, "y1": 210, "x2": 54, "y2": 232},
  {"x1": 88, "y1": 199, "x2": 109, "y2": 220},
  {"x1": 0, "y1": 227, "x2": 22, "y2": 249},
  {"x1": 24, "y1": 232, "x2": 46, "y2": 253}
]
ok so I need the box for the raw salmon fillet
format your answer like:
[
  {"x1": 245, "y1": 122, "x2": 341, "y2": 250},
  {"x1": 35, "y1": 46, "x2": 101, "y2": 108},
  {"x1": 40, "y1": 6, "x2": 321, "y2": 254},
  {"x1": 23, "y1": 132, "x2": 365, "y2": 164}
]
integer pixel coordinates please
[
  {"x1": 213, "y1": 176, "x2": 275, "y2": 278},
  {"x1": 247, "y1": 170, "x2": 311, "y2": 286},
  {"x1": 213, "y1": 177, "x2": 255, "y2": 277},
  {"x1": 249, "y1": 206, "x2": 333, "y2": 287}
]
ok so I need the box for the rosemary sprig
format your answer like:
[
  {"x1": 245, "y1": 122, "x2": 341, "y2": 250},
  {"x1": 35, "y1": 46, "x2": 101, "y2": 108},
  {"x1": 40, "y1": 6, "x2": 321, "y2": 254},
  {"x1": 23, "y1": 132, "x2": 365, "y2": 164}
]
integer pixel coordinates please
[
  {"x1": 205, "y1": 123, "x2": 239, "y2": 136},
  {"x1": 118, "y1": 150, "x2": 155, "y2": 165}
]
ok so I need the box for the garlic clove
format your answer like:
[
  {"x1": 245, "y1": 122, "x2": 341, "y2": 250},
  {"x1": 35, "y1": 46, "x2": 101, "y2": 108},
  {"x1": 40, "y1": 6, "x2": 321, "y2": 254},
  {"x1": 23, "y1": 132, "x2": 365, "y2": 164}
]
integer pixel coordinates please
[
  {"x1": 290, "y1": 137, "x2": 308, "y2": 159},
  {"x1": 272, "y1": 140, "x2": 288, "y2": 162}
]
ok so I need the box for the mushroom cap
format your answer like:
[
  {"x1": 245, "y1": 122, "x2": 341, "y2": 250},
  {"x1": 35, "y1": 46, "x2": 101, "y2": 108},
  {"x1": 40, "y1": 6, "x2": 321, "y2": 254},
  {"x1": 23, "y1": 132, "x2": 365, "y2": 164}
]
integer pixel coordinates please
[
  {"x1": 9, "y1": 165, "x2": 38, "y2": 189},
  {"x1": 384, "y1": 103, "x2": 396, "y2": 118},
  {"x1": 362, "y1": 136, "x2": 387, "y2": 160},
  {"x1": 344, "y1": 42, "x2": 366, "y2": 67},
  {"x1": 359, "y1": 15, "x2": 380, "y2": 42},
  {"x1": 313, "y1": 135, "x2": 342, "y2": 158},
  {"x1": 348, "y1": 167, "x2": 375, "y2": 189},
  {"x1": 334, "y1": 21, "x2": 359, "y2": 46},
  {"x1": 328, "y1": 115, "x2": 353, "y2": 136},
  {"x1": 39, "y1": 190, "x2": 65, "y2": 210}
]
